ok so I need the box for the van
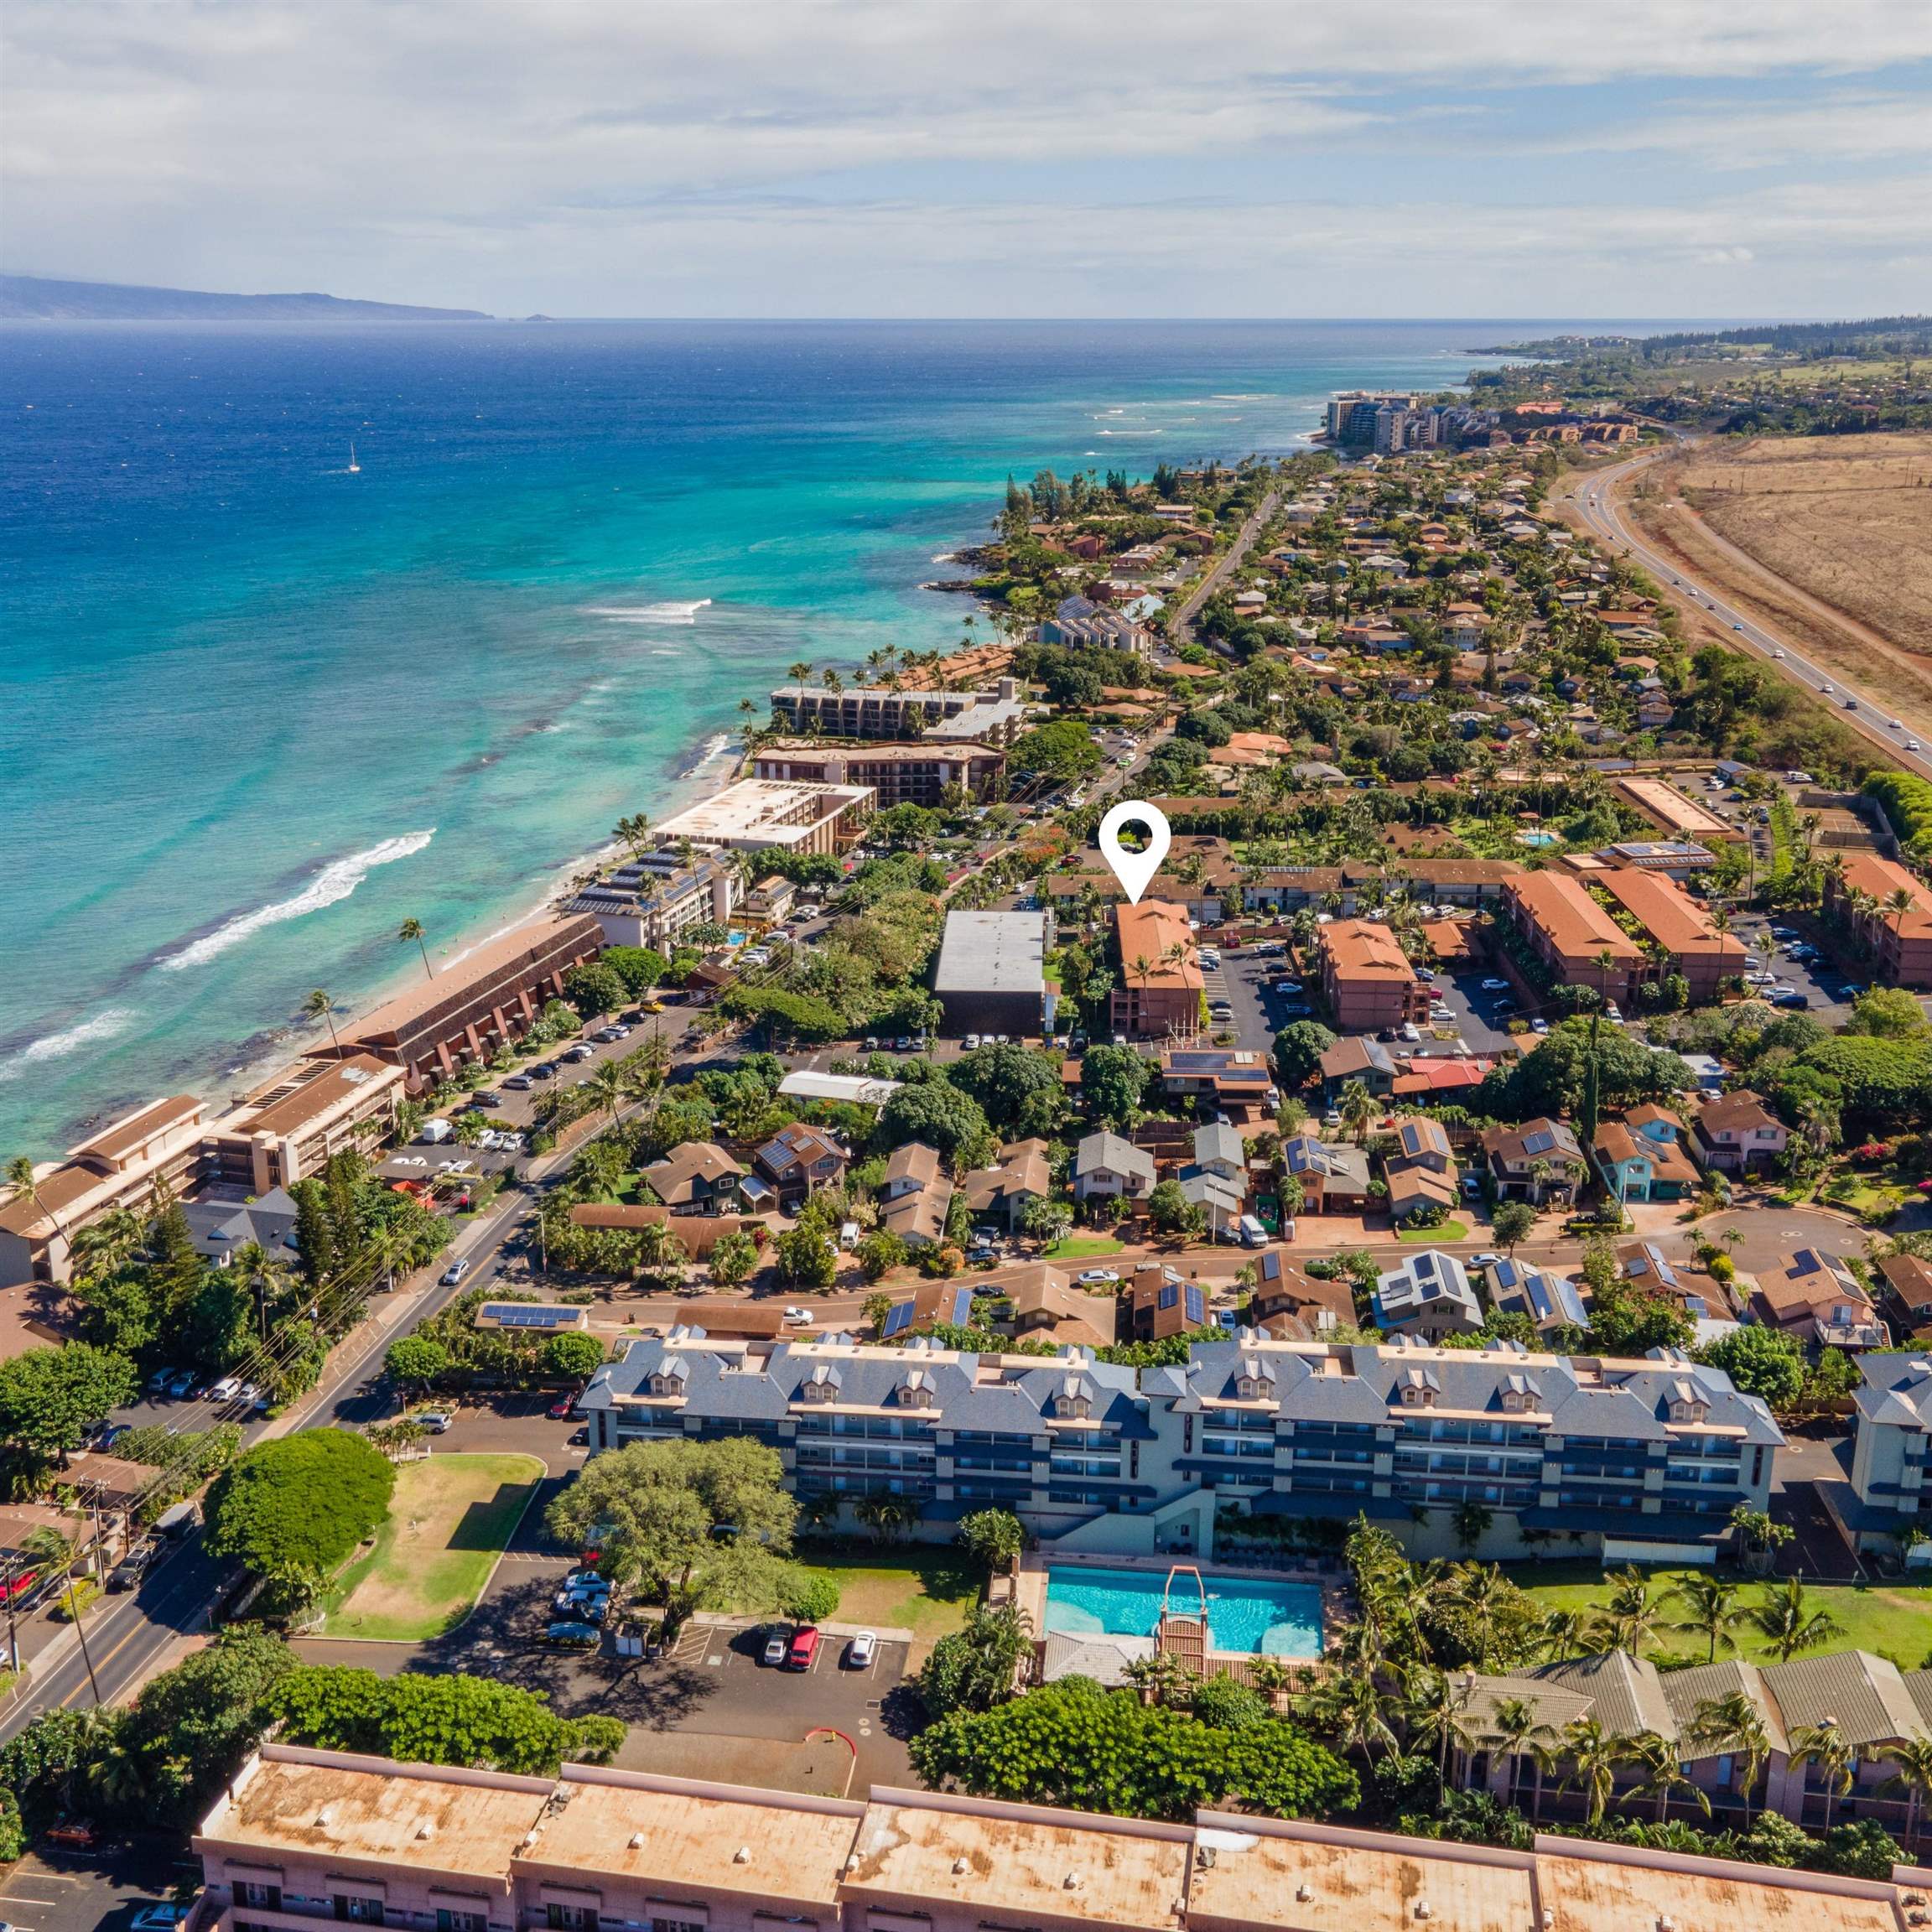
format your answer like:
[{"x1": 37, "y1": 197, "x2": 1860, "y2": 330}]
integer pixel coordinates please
[
  {"x1": 420, "y1": 1117, "x2": 454, "y2": 1145},
  {"x1": 154, "y1": 1501, "x2": 200, "y2": 1541},
  {"x1": 1236, "y1": 1216, "x2": 1269, "y2": 1249}
]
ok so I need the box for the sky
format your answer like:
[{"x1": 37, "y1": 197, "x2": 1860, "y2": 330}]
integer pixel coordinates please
[{"x1": 4, "y1": 0, "x2": 1931, "y2": 319}]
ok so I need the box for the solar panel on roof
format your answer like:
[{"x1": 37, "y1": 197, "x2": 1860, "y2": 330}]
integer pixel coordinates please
[
  {"x1": 1185, "y1": 1285, "x2": 1207, "y2": 1325},
  {"x1": 1523, "y1": 1130, "x2": 1555, "y2": 1156},
  {"x1": 1414, "y1": 1254, "x2": 1436, "y2": 1280},
  {"x1": 1401, "y1": 1124, "x2": 1422, "y2": 1156},
  {"x1": 1158, "y1": 1284, "x2": 1180, "y2": 1310},
  {"x1": 882, "y1": 1301, "x2": 916, "y2": 1337},
  {"x1": 486, "y1": 1304, "x2": 579, "y2": 1329}
]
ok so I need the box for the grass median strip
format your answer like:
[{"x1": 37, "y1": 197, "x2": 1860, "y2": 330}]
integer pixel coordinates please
[{"x1": 319, "y1": 1451, "x2": 546, "y2": 1642}]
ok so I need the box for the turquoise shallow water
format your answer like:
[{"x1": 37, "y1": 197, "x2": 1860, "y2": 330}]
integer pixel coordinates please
[
  {"x1": 1046, "y1": 1562, "x2": 1323, "y2": 1657},
  {"x1": 0, "y1": 319, "x2": 1570, "y2": 1155}
]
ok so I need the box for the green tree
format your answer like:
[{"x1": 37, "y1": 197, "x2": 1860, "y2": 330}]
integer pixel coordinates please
[
  {"x1": 876, "y1": 1083, "x2": 993, "y2": 1168},
  {"x1": 602, "y1": 945, "x2": 670, "y2": 995},
  {"x1": 776, "y1": 1567, "x2": 842, "y2": 1625},
  {"x1": 385, "y1": 1334, "x2": 451, "y2": 1393},
  {"x1": 1019, "y1": 1195, "x2": 1073, "y2": 1244},
  {"x1": 1669, "y1": 1572, "x2": 1744, "y2": 1663},
  {"x1": 1491, "y1": 1201, "x2": 1537, "y2": 1254},
  {"x1": 957, "y1": 1508, "x2": 1026, "y2": 1572},
  {"x1": 1847, "y1": 985, "x2": 1930, "y2": 1038},
  {"x1": 948, "y1": 1042, "x2": 1064, "y2": 1137},
  {"x1": 545, "y1": 1331, "x2": 606, "y2": 1380},
  {"x1": 1697, "y1": 1325, "x2": 1808, "y2": 1410},
  {"x1": 1010, "y1": 719, "x2": 1104, "y2": 782},
  {"x1": 774, "y1": 1223, "x2": 839, "y2": 1291},
  {"x1": 909, "y1": 1675, "x2": 1358, "y2": 1820},
  {"x1": 0, "y1": 1343, "x2": 138, "y2": 1467},
  {"x1": 398, "y1": 917, "x2": 434, "y2": 982},
  {"x1": 709, "y1": 1228, "x2": 759, "y2": 1286},
  {"x1": 1146, "y1": 1179, "x2": 1205, "y2": 1237},
  {"x1": 1080, "y1": 1044, "x2": 1151, "y2": 1129},
  {"x1": 1273, "y1": 1021, "x2": 1338, "y2": 1089},
  {"x1": 917, "y1": 1602, "x2": 1036, "y2": 1716},
  {"x1": 543, "y1": 1437, "x2": 797, "y2": 1620},
  {"x1": 204, "y1": 1429, "x2": 396, "y2": 1580},
  {"x1": 1753, "y1": 1576, "x2": 1846, "y2": 1662},
  {"x1": 856, "y1": 1228, "x2": 908, "y2": 1283},
  {"x1": 563, "y1": 960, "x2": 627, "y2": 1021}
]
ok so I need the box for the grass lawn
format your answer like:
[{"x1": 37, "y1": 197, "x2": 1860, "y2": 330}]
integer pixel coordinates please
[
  {"x1": 1502, "y1": 1560, "x2": 1932, "y2": 1669},
  {"x1": 1042, "y1": 1234, "x2": 1125, "y2": 1260},
  {"x1": 1398, "y1": 1220, "x2": 1469, "y2": 1244},
  {"x1": 779, "y1": 1544, "x2": 987, "y2": 1639},
  {"x1": 319, "y1": 1452, "x2": 545, "y2": 1642}
]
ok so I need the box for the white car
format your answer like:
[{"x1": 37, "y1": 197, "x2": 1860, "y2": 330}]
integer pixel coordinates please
[
  {"x1": 205, "y1": 1376, "x2": 242, "y2": 1403},
  {"x1": 782, "y1": 1306, "x2": 815, "y2": 1326},
  {"x1": 843, "y1": 1629, "x2": 879, "y2": 1669},
  {"x1": 964, "y1": 1033, "x2": 981, "y2": 1050},
  {"x1": 1468, "y1": 1253, "x2": 1504, "y2": 1270},
  {"x1": 1820, "y1": 683, "x2": 1834, "y2": 694},
  {"x1": 1891, "y1": 719, "x2": 1905, "y2": 731},
  {"x1": 1772, "y1": 648, "x2": 1786, "y2": 659},
  {"x1": 413, "y1": 1410, "x2": 454, "y2": 1433},
  {"x1": 1479, "y1": 978, "x2": 1509, "y2": 992},
  {"x1": 1078, "y1": 1268, "x2": 1122, "y2": 1285}
]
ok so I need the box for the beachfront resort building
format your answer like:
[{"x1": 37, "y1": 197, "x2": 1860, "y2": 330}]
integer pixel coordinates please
[
  {"x1": 754, "y1": 739, "x2": 1006, "y2": 806},
  {"x1": 339, "y1": 912, "x2": 604, "y2": 1089},
  {"x1": 579, "y1": 1327, "x2": 1780, "y2": 1563},
  {"x1": 563, "y1": 848, "x2": 741, "y2": 951},
  {"x1": 189, "y1": 1743, "x2": 1914, "y2": 1932},
  {"x1": 650, "y1": 777, "x2": 874, "y2": 857},
  {"x1": 200, "y1": 1053, "x2": 405, "y2": 1196},
  {"x1": 768, "y1": 676, "x2": 1029, "y2": 747},
  {"x1": 932, "y1": 909, "x2": 1051, "y2": 1038},
  {"x1": 1108, "y1": 899, "x2": 1201, "y2": 1038},
  {"x1": 0, "y1": 1094, "x2": 209, "y2": 1285}
]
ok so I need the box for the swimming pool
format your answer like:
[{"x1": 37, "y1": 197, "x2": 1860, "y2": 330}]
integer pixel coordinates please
[
  {"x1": 1045, "y1": 1564, "x2": 1322, "y2": 1658},
  {"x1": 1514, "y1": 830, "x2": 1561, "y2": 848}
]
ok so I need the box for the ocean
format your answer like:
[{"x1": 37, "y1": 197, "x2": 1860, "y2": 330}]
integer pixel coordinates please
[{"x1": 0, "y1": 318, "x2": 1574, "y2": 1156}]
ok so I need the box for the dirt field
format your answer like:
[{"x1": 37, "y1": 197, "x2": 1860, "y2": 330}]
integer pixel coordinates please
[
  {"x1": 1624, "y1": 434, "x2": 1932, "y2": 714},
  {"x1": 319, "y1": 1451, "x2": 544, "y2": 1642}
]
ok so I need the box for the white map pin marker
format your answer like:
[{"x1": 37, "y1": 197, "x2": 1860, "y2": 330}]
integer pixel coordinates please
[{"x1": 1098, "y1": 800, "x2": 1171, "y2": 906}]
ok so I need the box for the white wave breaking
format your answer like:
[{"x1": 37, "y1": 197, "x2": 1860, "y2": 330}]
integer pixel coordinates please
[
  {"x1": 158, "y1": 830, "x2": 437, "y2": 972},
  {"x1": 583, "y1": 599, "x2": 714, "y2": 626},
  {"x1": 0, "y1": 1008, "x2": 139, "y2": 1084}
]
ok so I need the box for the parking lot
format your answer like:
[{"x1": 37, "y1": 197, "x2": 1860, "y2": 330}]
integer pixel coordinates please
[{"x1": 0, "y1": 1839, "x2": 191, "y2": 1932}]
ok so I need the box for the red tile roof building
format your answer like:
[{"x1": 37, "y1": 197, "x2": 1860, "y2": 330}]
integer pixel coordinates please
[{"x1": 1317, "y1": 919, "x2": 1430, "y2": 1031}]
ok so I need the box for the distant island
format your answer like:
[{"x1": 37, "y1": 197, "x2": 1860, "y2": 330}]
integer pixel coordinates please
[{"x1": 0, "y1": 273, "x2": 491, "y2": 321}]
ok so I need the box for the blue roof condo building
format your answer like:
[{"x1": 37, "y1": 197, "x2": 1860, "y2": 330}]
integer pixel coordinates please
[{"x1": 579, "y1": 1327, "x2": 1781, "y2": 1566}]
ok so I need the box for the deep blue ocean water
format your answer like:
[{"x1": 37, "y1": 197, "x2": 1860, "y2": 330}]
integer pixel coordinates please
[{"x1": 1, "y1": 319, "x2": 1589, "y2": 1154}]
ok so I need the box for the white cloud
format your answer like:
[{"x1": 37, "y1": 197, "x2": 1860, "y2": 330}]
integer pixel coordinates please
[{"x1": 3, "y1": 0, "x2": 1929, "y2": 312}]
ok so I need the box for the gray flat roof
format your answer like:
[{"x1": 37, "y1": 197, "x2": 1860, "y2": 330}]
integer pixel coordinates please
[{"x1": 933, "y1": 910, "x2": 1046, "y2": 995}]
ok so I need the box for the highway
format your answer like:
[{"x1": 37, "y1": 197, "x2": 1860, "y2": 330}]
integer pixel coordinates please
[{"x1": 1567, "y1": 447, "x2": 1932, "y2": 784}]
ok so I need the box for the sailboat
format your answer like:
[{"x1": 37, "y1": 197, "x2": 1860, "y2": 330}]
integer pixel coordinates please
[{"x1": 346, "y1": 442, "x2": 361, "y2": 474}]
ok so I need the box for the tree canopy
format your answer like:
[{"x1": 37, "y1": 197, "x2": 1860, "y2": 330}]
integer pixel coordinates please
[
  {"x1": 876, "y1": 1080, "x2": 994, "y2": 1167},
  {"x1": 0, "y1": 1343, "x2": 137, "y2": 1466},
  {"x1": 947, "y1": 1042, "x2": 1064, "y2": 1138},
  {"x1": 203, "y1": 1428, "x2": 395, "y2": 1580}
]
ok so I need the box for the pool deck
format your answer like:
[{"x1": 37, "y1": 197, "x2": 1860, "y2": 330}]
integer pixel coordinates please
[{"x1": 1019, "y1": 1551, "x2": 1347, "y2": 1686}]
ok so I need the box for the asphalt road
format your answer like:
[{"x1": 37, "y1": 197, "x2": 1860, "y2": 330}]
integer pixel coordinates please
[
  {"x1": 1167, "y1": 483, "x2": 1285, "y2": 648},
  {"x1": 1568, "y1": 449, "x2": 1932, "y2": 782}
]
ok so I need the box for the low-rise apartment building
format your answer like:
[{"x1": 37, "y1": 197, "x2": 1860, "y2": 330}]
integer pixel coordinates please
[
  {"x1": 340, "y1": 912, "x2": 604, "y2": 1089},
  {"x1": 1315, "y1": 919, "x2": 1429, "y2": 1031},
  {"x1": 190, "y1": 1746, "x2": 1903, "y2": 1932},
  {"x1": 581, "y1": 1327, "x2": 1780, "y2": 1563},
  {"x1": 651, "y1": 778, "x2": 874, "y2": 857},
  {"x1": 752, "y1": 739, "x2": 1006, "y2": 805},
  {"x1": 1826, "y1": 850, "x2": 1932, "y2": 989},
  {"x1": 562, "y1": 849, "x2": 740, "y2": 950},
  {"x1": 201, "y1": 1053, "x2": 405, "y2": 1196},
  {"x1": 0, "y1": 1093, "x2": 207, "y2": 1285},
  {"x1": 1592, "y1": 865, "x2": 1748, "y2": 1002},
  {"x1": 1109, "y1": 900, "x2": 1201, "y2": 1038},
  {"x1": 768, "y1": 677, "x2": 1028, "y2": 747},
  {"x1": 1498, "y1": 872, "x2": 1643, "y2": 1004},
  {"x1": 933, "y1": 909, "x2": 1050, "y2": 1038}
]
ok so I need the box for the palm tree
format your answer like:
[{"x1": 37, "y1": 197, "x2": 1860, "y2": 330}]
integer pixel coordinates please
[
  {"x1": 1562, "y1": 1715, "x2": 1636, "y2": 1826},
  {"x1": 1687, "y1": 1689, "x2": 1772, "y2": 1827},
  {"x1": 1791, "y1": 1717, "x2": 1856, "y2": 1831},
  {"x1": 1488, "y1": 1695, "x2": 1560, "y2": 1817},
  {"x1": 68, "y1": 1207, "x2": 144, "y2": 1279},
  {"x1": 24, "y1": 1524, "x2": 101, "y2": 1706},
  {"x1": 304, "y1": 987, "x2": 343, "y2": 1058},
  {"x1": 1669, "y1": 1572, "x2": 1743, "y2": 1663},
  {"x1": 786, "y1": 661, "x2": 813, "y2": 688},
  {"x1": 1338, "y1": 1078, "x2": 1378, "y2": 1145},
  {"x1": 1623, "y1": 1727, "x2": 1711, "y2": 1826},
  {"x1": 1881, "y1": 1734, "x2": 1932, "y2": 1848},
  {"x1": 614, "y1": 811, "x2": 653, "y2": 857},
  {"x1": 1885, "y1": 886, "x2": 1919, "y2": 977},
  {"x1": 1401, "y1": 1665, "x2": 1480, "y2": 1779},
  {"x1": 584, "y1": 1062, "x2": 632, "y2": 1127},
  {"x1": 4, "y1": 1153, "x2": 64, "y2": 1265},
  {"x1": 1311, "y1": 1669, "x2": 1399, "y2": 1764},
  {"x1": 1592, "y1": 1567, "x2": 1664, "y2": 1657},
  {"x1": 1753, "y1": 1576, "x2": 1845, "y2": 1662},
  {"x1": 397, "y1": 917, "x2": 434, "y2": 981}
]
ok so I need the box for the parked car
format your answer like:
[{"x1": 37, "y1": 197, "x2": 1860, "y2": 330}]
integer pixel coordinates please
[
  {"x1": 761, "y1": 1629, "x2": 790, "y2": 1667},
  {"x1": 165, "y1": 1368, "x2": 197, "y2": 1400},
  {"x1": 108, "y1": 1541, "x2": 161, "y2": 1592},
  {"x1": 785, "y1": 1625, "x2": 821, "y2": 1670},
  {"x1": 206, "y1": 1375, "x2": 242, "y2": 1403},
  {"x1": 413, "y1": 1410, "x2": 454, "y2": 1434},
  {"x1": 782, "y1": 1306, "x2": 815, "y2": 1326},
  {"x1": 547, "y1": 1393, "x2": 579, "y2": 1420},
  {"x1": 132, "y1": 1909, "x2": 189, "y2": 1931},
  {"x1": 1468, "y1": 1253, "x2": 1504, "y2": 1270},
  {"x1": 503, "y1": 1073, "x2": 533, "y2": 1091},
  {"x1": 44, "y1": 1820, "x2": 100, "y2": 1850},
  {"x1": 1480, "y1": 978, "x2": 1509, "y2": 992},
  {"x1": 542, "y1": 1621, "x2": 601, "y2": 1647},
  {"x1": 1078, "y1": 1268, "x2": 1121, "y2": 1285},
  {"x1": 843, "y1": 1630, "x2": 879, "y2": 1670}
]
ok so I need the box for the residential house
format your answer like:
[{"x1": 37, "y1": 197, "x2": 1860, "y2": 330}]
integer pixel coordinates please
[
  {"x1": 1590, "y1": 1106, "x2": 1700, "y2": 1203},
  {"x1": 1391, "y1": 1053, "x2": 1494, "y2": 1102},
  {"x1": 1317, "y1": 1034, "x2": 1397, "y2": 1103},
  {"x1": 1479, "y1": 1118, "x2": 1586, "y2": 1203},
  {"x1": 1381, "y1": 1115, "x2": 1458, "y2": 1225},
  {"x1": 1692, "y1": 1088, "x2": 1789, "y2": 1175},
  {"x1": 641, "y1": 1140, "x2": 748, "y2": 1214},
  {"x1": 1371, "y1": 1249, "x2": 1483, "y2": 1338},
  {"x1": 997, "y1": 1263, "x2": 1119, "y2": 1351},
  {"x1": 1156, "y1": 1047, "x2": 1275, "y2": 1113},
  {"x1": 1487, "y1": 1255, "x2": 1588, "y2": 1337},
  {"x1": 875, "y1": 1280, "x2": 974, "y2": 1338},
  {"x1": 1072, "y1": 1131, "x2": 1156, "y2": 1202},
  {"x1": 1126, "y1": 1265, "x2": 1209, "y2": 1343},
  {"x1": 1615, "y1": 1239, "x2": 1734, "y2": 1325},
  {"x1": 879, "y1": 1141, "x2": 955, "y2": 1250},
  {"x1": 180, "y1": 1187, "x2": 301, "y2": 1268},
  {"x1": 1279, "y1": 1133, "x2": 1373, "y2": 1214},
  {"x1": 1880, "y1": 1250, "x2": 1932, "y2": 1336},
  {"x1": 1317, "y1": 919, "x2": 1431, "y2": 1031},
  {"x1": 1752, "y1": 1248, "x2": 1888, "y2": 1351},
  {"x1": 1248, "y1": 1249, "x2": 1355, "y2": 1338},
  {"x1": 753, "y1": 1123, "x2": 849, "y2": 1208},
  {"x1": 958, "y1": 1138, "x2": 1052, "y2": 1233}
]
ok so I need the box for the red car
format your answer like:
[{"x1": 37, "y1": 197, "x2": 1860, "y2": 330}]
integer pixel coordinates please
[
  {"x1": 0, "y1": 1566, "x2": 40, "y2": 1600},
  {"x1": 784, "y1": 1626, "x2": 821, "y2": 1671},
  {"x1": 45, "y1": 1819, "x2": 100, "y2": 1850},
  {"x1": 548, "y1": 1394, "x2": 579, "y2": 1420}
]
